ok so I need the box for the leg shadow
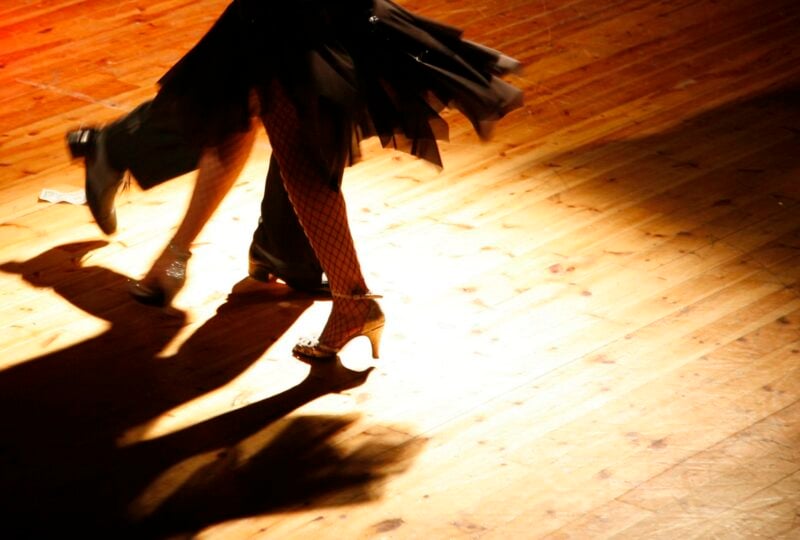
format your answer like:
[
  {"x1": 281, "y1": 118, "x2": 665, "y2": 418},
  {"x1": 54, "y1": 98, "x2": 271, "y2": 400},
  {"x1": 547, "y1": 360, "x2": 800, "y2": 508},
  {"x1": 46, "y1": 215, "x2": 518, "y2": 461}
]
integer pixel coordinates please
[{"x1": 0, "y1": 242, "x2": 421, "y2": 538}]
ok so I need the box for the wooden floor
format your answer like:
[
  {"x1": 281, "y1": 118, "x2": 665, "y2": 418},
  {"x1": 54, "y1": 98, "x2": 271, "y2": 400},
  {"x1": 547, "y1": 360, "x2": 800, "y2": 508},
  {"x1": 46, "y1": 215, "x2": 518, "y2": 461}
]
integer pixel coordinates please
[{"x1": 1, "y1": 0, "x2": 799, "y2": 538}]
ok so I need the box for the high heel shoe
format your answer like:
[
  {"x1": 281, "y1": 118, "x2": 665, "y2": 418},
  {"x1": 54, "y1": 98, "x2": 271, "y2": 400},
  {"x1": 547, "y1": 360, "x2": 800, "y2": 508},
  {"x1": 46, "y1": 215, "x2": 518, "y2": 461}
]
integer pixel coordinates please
[
  {"x1": 293, "y1": 296, "x2": 385, "y2": 360},
  {"x1": 66, "y1": 127, "x2": 124, "y2": 235},
  {"x1": 128, "y1": 243, "x2": 192, "y2": 307}
]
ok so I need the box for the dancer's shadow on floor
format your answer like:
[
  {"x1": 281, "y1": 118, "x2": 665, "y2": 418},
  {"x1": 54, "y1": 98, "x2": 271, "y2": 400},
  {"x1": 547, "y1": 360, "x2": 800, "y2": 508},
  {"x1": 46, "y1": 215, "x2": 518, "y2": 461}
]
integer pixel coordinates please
[
  {"x1": 542, "y1": 85, "x2": 800, "y2": 223},
  {"x1": 0, "y1": 241, "x2": 422, "y2": 538}
]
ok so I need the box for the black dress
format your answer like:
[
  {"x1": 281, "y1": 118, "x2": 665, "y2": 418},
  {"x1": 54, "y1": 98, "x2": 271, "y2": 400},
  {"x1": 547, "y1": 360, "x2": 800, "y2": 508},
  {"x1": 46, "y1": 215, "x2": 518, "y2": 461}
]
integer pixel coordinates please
[{"x1": 154, "y1": 0, "x2": 523, "y2": 178}]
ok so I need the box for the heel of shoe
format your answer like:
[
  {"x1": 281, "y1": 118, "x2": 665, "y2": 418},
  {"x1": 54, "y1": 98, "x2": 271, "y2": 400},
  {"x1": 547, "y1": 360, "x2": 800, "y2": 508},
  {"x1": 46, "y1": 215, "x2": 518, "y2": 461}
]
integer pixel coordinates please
[
  {"x1": 363, "y1": 324, "x2": 384, "y2": 359},
  {"x1": 66, "y1": 128, "x2": 96, "y2": 159},
  {"x1": 362, "y1": 298, "x2": 385, "y2": 359},
  {"x1": 248, "y1": 257, "x2": 275, "y2": 283}
]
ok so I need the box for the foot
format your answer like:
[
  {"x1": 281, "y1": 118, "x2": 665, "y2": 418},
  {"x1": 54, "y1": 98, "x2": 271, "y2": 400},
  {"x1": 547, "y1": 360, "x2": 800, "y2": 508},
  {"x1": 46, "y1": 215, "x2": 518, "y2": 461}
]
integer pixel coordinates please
[
  {"x1": 129, "y1": 244, "x2": 191, "y2": 307},
  {"x1": 66, "y1": 127, "x2": 124, "y2": 235},
  {"x1": 293, "y1": 296, "x2": 384, "y2": 360},
  {"x1": 248, "y1": 241, "x2": 330, "y2": 295}
]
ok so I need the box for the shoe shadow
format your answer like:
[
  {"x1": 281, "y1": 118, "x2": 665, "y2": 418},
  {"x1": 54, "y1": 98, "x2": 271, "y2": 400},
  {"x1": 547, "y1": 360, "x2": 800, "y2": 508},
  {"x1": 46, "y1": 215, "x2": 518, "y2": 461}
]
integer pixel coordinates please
[{"x1": 0, "y1": 242, "x2": 422, "y2": 538}]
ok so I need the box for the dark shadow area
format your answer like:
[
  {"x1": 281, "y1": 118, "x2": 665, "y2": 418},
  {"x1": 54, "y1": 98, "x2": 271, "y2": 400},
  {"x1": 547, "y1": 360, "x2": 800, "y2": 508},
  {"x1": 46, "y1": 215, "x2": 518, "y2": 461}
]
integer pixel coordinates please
[
  {"x1": 544, "y1": 85, "x2": 800, "y2": 234},
  {"x1": 0, "y1": 242, "x2": 421, "y2": 538}
]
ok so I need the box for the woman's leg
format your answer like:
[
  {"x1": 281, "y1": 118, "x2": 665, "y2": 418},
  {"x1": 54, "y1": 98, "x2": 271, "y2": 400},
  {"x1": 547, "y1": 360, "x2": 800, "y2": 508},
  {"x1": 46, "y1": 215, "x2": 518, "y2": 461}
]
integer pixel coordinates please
[
  {"x1": 259, "y1": 82, "x2": 382, "y2": 355},
  {"x1": 130, "y1": 127, "x2": 256, "y2": 306},
  {"x1": 170, "y1": 129, "x2": 256, "y2": 251}
]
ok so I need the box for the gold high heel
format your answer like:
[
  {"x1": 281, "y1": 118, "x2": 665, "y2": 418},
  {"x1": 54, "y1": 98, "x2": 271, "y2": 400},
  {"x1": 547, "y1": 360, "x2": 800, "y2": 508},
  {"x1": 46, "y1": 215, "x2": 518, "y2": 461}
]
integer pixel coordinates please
[
  {"x1": 128, "y1": 243, "x2": 192, "y2": 307},
  {"x1": 292, "y1": 295, "x2": 385, "y2": 360}
]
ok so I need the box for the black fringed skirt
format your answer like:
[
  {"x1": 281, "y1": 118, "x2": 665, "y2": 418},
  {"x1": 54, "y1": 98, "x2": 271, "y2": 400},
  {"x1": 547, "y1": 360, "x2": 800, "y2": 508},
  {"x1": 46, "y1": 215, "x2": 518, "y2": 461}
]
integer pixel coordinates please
[{"x1": 154, "y1": 0, "x2": 524, "y2": 175}]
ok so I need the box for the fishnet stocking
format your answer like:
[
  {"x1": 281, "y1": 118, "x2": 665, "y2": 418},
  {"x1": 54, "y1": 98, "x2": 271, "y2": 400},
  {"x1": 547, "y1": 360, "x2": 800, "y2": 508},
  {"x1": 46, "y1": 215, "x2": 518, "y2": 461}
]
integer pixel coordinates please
[{"x1": 259, "y1": 82, "x2": 373, "y2": 349}]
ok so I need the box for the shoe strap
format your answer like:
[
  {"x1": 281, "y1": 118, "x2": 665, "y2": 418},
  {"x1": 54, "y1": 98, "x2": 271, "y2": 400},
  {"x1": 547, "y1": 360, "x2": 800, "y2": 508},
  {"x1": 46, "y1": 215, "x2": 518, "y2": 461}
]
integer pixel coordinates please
[{"x1": 331, "y1": 291, "x2": 382, "y2": 300}]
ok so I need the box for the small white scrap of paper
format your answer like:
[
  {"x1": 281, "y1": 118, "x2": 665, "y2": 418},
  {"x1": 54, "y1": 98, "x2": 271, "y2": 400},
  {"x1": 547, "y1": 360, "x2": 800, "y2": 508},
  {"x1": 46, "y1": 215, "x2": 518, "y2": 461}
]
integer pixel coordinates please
[{"x1": 39, "y1": 189, "x2": 87, "y2": 205}]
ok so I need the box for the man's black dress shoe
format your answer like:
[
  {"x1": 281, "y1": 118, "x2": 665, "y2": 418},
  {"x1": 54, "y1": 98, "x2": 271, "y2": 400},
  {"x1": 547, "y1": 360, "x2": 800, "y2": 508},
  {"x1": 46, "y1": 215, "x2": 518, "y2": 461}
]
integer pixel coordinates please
[
  {"x1": 67, "y1": 127, "x2": 124, "y2": 235},
  {"x1": 248, "y1": 242, "x2": 330, "y2": 295}
]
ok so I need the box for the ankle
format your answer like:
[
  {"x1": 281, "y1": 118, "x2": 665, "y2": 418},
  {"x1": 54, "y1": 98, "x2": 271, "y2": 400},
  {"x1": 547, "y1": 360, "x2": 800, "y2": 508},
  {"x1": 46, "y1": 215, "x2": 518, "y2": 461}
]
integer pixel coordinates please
[
  {"x1": 166, "y1": 242, "x2": 192, "y2": 262},
  {"x1": 331, "y1": 290, "x2": 381, "y2": 300}
]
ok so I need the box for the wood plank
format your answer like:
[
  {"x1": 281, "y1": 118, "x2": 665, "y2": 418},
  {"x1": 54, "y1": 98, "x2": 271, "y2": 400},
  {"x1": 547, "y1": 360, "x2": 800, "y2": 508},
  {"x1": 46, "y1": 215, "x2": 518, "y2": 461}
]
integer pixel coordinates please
[{"x1": 1, "y1": 0, "x2": 799, "y2": 537}]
